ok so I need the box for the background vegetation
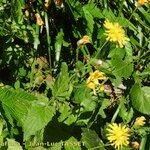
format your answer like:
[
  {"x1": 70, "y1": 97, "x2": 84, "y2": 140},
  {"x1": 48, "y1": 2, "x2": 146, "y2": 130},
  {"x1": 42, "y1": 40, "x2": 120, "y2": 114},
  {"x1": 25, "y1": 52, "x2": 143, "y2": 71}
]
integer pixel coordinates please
[{"x1": 0, "y1": 0, "x2": 150, "y2": 149}]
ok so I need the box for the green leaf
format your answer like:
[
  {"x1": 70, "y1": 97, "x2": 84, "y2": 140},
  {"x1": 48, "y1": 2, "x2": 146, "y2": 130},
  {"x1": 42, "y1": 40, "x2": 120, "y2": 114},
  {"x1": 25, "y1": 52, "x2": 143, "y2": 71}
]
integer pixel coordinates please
[
  {"x1": 58, "y1": 103, "x2": 72, "y2": 122},
  {"x1": 83, "y1": 3, "x2": 103, "y2": 18},
  {"x1": 58, "y1": 103, "x2": 77, "y2": 125},
  {"x1": 52, "y1": 63, "x2": 73, "y2": 100},
  {"x1": 23, "y1": 105, "x2": 55, "y2": 140},
  {"x1": 108, "y1": 48, "x2": 126, "y2": 60},
  {"x1": 119, "y1": 104, "x2": 134, "y2": 123},
  {"x1": 81, "y1": 128, "x2": 105, "y2": 150},
  {"x1": 7, "y1": 139, "x2": 23, "y2": 150},
  {"x1": 102, "y1": 9, "x2": 116, "y2": 21},
  {"x1": 74, "y1": 85, "x2": 96, "y2": 111},
  {"x1": 55, "y1": 29, "x2": 64, "y2": 62},
  {"x1": 99, "y1": 99, "x2": 110, "y2": 118},
  {"x1": 138, "y1": 7, "x2": 150, "y2": 24},
  {"x1": 111, "y1": 57, "x2": 133, "y2": 79},
  {"x1": 140, "y1": 63, "x2": 150, "y2": 76},
  {"x1": 11, "y1": 0, "x2": 23, "y2": 24},
  {"x1": 0, "y1": 88, "x2": 36, "y2": 125},
  {"x1": 83, "y1": 7, "x2": 94, "y2": 33},
  {"x1": 130, "y1": 83, "x2": 150, "y2": 115},
  {"x1": 64, "y1": 137, "x2": 81, "y2": 150}
]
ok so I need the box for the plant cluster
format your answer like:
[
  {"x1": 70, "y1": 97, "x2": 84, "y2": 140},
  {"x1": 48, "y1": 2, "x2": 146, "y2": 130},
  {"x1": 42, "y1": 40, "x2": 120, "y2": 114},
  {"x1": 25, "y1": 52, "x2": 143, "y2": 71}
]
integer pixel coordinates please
[{"x1": 0, "y1": 0, "x2": 150, "y2": 149}]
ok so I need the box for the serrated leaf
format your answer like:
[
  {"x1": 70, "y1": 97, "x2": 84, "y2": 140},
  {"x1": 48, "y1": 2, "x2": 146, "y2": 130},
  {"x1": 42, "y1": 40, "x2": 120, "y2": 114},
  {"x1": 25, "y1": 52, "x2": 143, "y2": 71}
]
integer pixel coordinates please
[
  {"x1": 119, "y1": 104, "x2": 133, "y2": 123},
  {"x1": 58, "y1": 103, "x2": 77, "y2": 125},
  {"x1": 52, "y1": 63, "x2": 73, "y2": 100},
  {"x1": 23, "y1": 105, "x2": 55, "y2": 140},
  {"x1": 130, "y1": 83, "x2": 150, "y2": 115},
  {"x1": 0, "y1": 88, "x2": 36, "y2": 125},
  {"x1": 81, "y1": 128, "x2": 105, "y2": 150},
  {"x1": 58, "y1": 103, "x2": 71, "y2": 122}
]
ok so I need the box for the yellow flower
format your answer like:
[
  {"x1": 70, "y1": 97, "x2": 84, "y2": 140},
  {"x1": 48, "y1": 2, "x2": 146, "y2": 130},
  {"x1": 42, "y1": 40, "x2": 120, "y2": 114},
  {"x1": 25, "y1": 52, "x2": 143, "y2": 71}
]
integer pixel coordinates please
[
  {"x1": 137, "y1": 0, "x2": 149, "y2": 5},
  {"x1": 107, "y1": 123, "x2": 130, "y2": 150},
  {"x1": 77, "y1": 35, "x2": 91, "y2": 46},
  {"x1": 104, "y1": 20, "x2": 129, "y2": 48},
  {"x1": 86, "y1": 70, "x2": 106, "y2": 95},
  {"x1": 134, "y1": 116, "x2": 146, "y2": 126}
]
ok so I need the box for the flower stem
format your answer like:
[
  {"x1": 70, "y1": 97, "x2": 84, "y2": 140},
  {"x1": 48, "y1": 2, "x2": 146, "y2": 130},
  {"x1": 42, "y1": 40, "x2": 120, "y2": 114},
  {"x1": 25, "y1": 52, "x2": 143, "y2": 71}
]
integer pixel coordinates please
[
  {"x1": 129, "y1": 7, "x2": 138, "y2": 21},
  {"x1": 34, "y1": 24, "x2": 40, "y2": 50},
  {"x1": 111, "y1": 101, "x2": 122, "y2": 123},
  {"x1": 139, "y1": 135, "x2": 147, "y2": 150},
  {"x1": 45, "y1": 11, "x2": 52, "y2": 73},
  {"x1": 94, "y1": 41, "x2": 108, "y2": 59}
]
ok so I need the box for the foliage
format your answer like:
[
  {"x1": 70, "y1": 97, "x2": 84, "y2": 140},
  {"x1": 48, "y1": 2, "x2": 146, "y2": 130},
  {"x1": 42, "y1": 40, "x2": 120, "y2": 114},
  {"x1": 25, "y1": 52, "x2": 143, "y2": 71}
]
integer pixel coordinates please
[{"x1": 0, "y1": 0, "x2": 150, "y2": 150}]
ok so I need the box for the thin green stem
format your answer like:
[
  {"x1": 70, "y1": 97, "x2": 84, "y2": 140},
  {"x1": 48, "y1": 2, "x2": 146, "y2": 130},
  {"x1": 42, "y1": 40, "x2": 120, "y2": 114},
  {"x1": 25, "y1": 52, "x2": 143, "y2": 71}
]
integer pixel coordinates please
[
  {"x1": 139, "y1": 135, "x2": 147, "y2": 150},
  {"x1": 111, "y1": 101, "x2": 122, "y2": 123},
  {"x1": 34, "y1": 24, "x2": 40, "y2": 50},
  {"x1": 44, "y1": 11, "x2": 52, "y2": 72},
  {"x1": 76, "y1": 47, "x2": 79, "y2": 62},
  {"x1": 94, "y1": 41, "x2": 108, "y2": 59},
  {"x1": 129, "y1": 7, "x2": 138, "y2": 21}
]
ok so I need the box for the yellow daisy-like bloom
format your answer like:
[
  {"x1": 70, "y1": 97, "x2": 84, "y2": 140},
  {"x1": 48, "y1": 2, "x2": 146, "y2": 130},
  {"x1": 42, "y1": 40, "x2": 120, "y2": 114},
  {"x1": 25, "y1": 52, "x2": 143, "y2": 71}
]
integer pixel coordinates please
[
  {"x1": 134, "y1": 116, "x2": 146, "y2": 126},
  {"x1": 86, "y1": 70, "x2": 106, "y2": 94},
  {"x1": 107, "y1": 123, "x2": 130, "y2": 150},
  {"x1": 104, "y1": 20, "x2": 129, "y2": 48},
  {"x1": 137, "y1": 0, "x2": 149, "y2": 5}
]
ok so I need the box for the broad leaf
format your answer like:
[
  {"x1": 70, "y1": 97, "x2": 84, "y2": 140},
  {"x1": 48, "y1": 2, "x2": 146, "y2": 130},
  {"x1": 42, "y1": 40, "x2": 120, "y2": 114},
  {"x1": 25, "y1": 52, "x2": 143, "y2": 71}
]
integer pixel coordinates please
[
  {"x1": 130, "y1": 83, "x2": 150, "y2": 115},
  {"x1": 52, "y1": 63, "x2": 73, "y2": 100},
  {"x1": 0, "y1": 88, "x2": 36, "y2": 125},
  {"x1": 23, "y1": 105, "x2": 55, "y2": 140}
]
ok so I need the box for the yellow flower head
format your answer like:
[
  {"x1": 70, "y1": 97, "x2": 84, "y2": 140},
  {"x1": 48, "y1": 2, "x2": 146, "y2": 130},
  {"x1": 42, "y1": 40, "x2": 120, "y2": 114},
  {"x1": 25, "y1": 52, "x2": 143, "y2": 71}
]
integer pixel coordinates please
[
  {"x1": 86, "y1": 70, "x2": 106, "y2": 94},
  {"x1": 104, "y1": 20, "x2": 129, "y2": 48},
  {"x1": 107, "y1": 123, "x2": 130, "y2": 150},
  {"x1": 137, "y1": 0, "x2": 149, "y2": 5},
  {"x1": 77, "y1": 35, "x2": 91, "y2": 46},
  {"x1": 134, "y1": 116, "x2": 146, "y2": 126}
]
